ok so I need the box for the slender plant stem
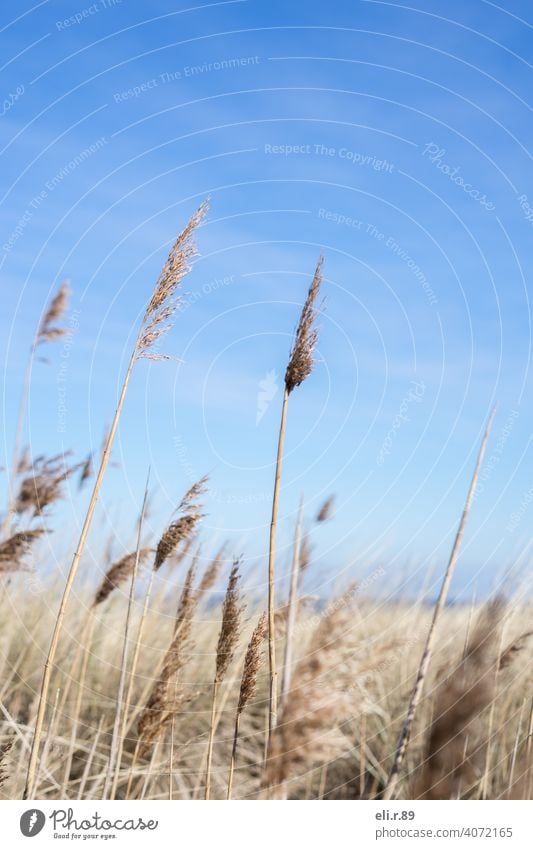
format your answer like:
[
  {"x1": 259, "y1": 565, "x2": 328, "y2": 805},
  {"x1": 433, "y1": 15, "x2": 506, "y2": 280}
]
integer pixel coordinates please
[
  {"x1": 169, "y1": 718, "x2": 175, "y2": 800},
  {"x1": 267, "y1": 386, "x2": 289, "y2": 741},
  {"x1": 24, "y1": 343, "x2": 139, "y2": 799},
  {"x1": 204, "y1": 679, "x2": 219, "y2": 799},
  {"x1": 227, "y1": 712, "x2": 240, "y2": 800},
  {"x1": 105, "y1": 471, "x2": 150, "y2": 800},
  {"x1": 125, "y1": 739, "x2": 141, "y2": 800},
  {"x1": 2, "y1": 344, "x2": 34, "y2": 538},
  {"x1": 61, "y1": 610, "x2": 96, "y2": 795},
  {"x1": 122, "y1": 569, "x2": 156, "y2": 739},
  {"x1": 280, "y1": 495, "x2": 303, "y2": 707},
  {"x1": 382, "y1": 405, "x2": 497, "y2": 800},
  {"x1": 34, "y1": 686, "x2": 60, "y2": 793},
  {"x1": 77, "y1": 716, "x2": 105, "y2": 800}
]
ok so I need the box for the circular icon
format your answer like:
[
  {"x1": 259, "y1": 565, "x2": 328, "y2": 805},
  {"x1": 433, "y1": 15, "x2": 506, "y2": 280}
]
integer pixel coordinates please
[{"x1": 20, "y1": 810, "x2": 46, "y2": 837}]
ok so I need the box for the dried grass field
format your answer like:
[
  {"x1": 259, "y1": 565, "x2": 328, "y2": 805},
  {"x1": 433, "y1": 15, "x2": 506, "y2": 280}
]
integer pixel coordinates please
[{"x1": 0, "y1": 203, "x2": 531, "y2": 801}]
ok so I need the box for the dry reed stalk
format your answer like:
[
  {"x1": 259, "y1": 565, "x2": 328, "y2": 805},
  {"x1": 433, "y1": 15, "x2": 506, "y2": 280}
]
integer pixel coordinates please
[
  {"x1": 2, "y1": 280, "x2": 70, "y2": 539},
  {"x1": 140, "y1": 739, "x2": 161, "y2": 800},
  {"x1": 412, "y1": 601, "x2": 503, "y2": 799},
  {"x1": 267, "y1": 257, "x2": 323, "y2": 744},
  {"x1": 280, "y1": 497, "x2": 304, "y2": 707},
  {"x1": 168, "y1": 721, "x2": 175, "y2": 800},
  {"x1": 137, "y1": 556, "x2": 199, "y2": 756},
  {"x1": 479, "y1": 624, "x2": 507, "y2": 799},
  {"x1": 359, "y1": 712, "x2": 368, "y2": 798},
  {"x1": 527, "y1": 697, "x2": 533, "y2": 759},
  {"x1": 263, "y1": 592, "x2": 359, "y2": 798},
  {"x1": 0, "y1": 529, "x2": 44, "y2": 572},
  {"x1": 382, "y1": 405, "x2": 497, "y2": 801},
  {"x1": 105, "y1": 475, "x2": 150, "y2": 800},
  {"x1": 94, "y1": 548, "x2": 151, "y2": 606},
  {"x1": 77, "y1": 716, "x2": 105, "y2": 800},
  {"x1": 205, "y1": 561, "x2": 243, "y2": 799},
  {"x1": 24, "y1": 202, "x2": 207, "y2": 800},
  {"x1": 507, "y1": 700, "x2": 526, "y2": 797},
  {"x1": 227, "y1": 612, "x2": 267, "y2": 799},
  {"x1": 34, "y1": 687, "x2": 61, "y2": 796},
  {"x1": 504, "y1": 744, "x2": 533, "y2": 799}
]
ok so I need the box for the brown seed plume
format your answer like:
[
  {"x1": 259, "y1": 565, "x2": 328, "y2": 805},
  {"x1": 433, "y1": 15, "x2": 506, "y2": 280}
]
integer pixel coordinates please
[
  {"x1": 153, "y1": 476, "x2": 207, "y2": 571},
  {"x1": 284, "y1": 257, "x2": 323, "y2": 394},
  {"x1": 195, "y1": 544, "x2": 227, "y2": 602},
  {"x1": 14, "y1": 454, "x2": 79, "y2": 517},
  {"x1": 16, "y1": 448, "x2": 31, "y2": 476},
  {"x1": 316, "y1": 495, "x2": 335, "y2": 523},
  {"x1": 138, "y1": 557, "x2": 199, "y2": 754},
  {"x1": 215, "y1": 561, "x2": 243, "y2": 683},
  {"x1": 413, "y1": 600, "x2": 504, "y2": 800},
  {"x1": 237, "y1": 612, "x2": 267, "y2": 715},
  {"x1": 299, "y1": 534, "x2": 312, "y2": 575},
  {"x1": 36, "y1": 279, "x2": 70, "y2": 346},
  {"x1": 78, "y1": 453, "x2": 93, "y2": 490},
  {"x1": 0, "y1": 529, "x2": 44, "y2": 573},
  {"x1": 265, "y1": 592, "x2": 360, "y2": 794},
  {"x1": 93, "y1": 548, "x2": 151, "y2": 606},
  {"x1": 137, "y1": 201, "x2": 208, "y2": 360}
]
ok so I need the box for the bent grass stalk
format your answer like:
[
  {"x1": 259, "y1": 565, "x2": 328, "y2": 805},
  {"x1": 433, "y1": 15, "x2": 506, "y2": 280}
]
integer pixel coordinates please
[
  {"x1": 382, "y1": 405, "x2": 497, "y2": 800},
  {"x1": 23, "y1": 203, "x2": 207, "y2": 799}
]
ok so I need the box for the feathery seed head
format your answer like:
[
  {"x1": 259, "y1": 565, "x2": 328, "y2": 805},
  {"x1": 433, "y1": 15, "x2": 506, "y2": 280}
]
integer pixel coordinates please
[
  {"x1": 93, "y1": 548, "x2": 151, "y2": 606},
  {"x1": 36, "y1": 280, "x2": 70, "y2": 346},
  {"x1": 316, "y1": 495, "x2": 335, "y2": 523},
  {"x1": 153, "y1": 476, "x2": 208, "y2": 571},
  {"x1": 138, "y1": 556, "x2": 200, "y2": 754},
  {"x1": 413, "y1": 600, "x2": 504, "y2": 800},
  {"x1": 14, "y1": 454, "x2": 79, "y2": 517},
  {"x1": 0, "y1": 530, "x2": 44, "y2": 573},
  {"x1": 195, "y1": 544, "x2": 227, "y2": 603},
  {"x1": 284, "y1": 257, "x2": 324, "y2": 394},
  {"x1": 137, "y1": 201, "x2": 208, "y2": 359},
  {"x1": 237, "y1": 612, "x2": 267, "y2": 714},
  {"x1": 215, "y1": 560, "x2": 243, "y2": 683}
]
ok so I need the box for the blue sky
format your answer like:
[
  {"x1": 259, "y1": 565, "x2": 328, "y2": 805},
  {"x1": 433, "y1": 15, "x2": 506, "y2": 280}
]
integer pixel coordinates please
[{"x1": 1, "y1": 0, "x2": 533, "y2": 599}]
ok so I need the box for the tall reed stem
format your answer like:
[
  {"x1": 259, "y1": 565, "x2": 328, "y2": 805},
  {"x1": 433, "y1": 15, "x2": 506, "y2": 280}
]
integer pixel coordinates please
[
  {"x1": 204, "y1": 680, "x2": 219, "y2": 799},
  {"x1": 382, "y1": 405, "x2": 496, "y2": 800},
  {"x1": 267, "y1": 386, "x2": 289, "y2": 739},
  {"x1": 226, "y1": 713, "x2": 240, "y2": 800},
  {"x1": 23, "y1": 203, "x2": 206, "y2": 799},
  {"x1": 24, "y1": 344, "x2": 139, "y2": 799}
]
